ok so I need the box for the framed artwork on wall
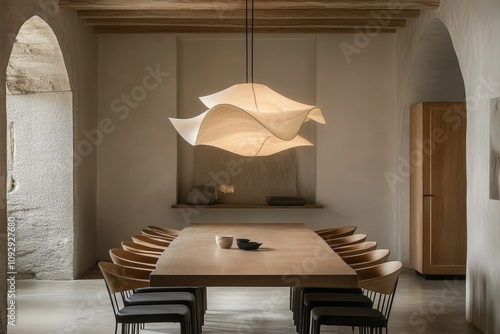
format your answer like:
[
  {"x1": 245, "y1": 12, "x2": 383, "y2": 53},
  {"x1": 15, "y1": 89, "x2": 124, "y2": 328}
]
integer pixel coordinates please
[{"x1": 491, "y1": 96, "x2": 500, "y2": 200}]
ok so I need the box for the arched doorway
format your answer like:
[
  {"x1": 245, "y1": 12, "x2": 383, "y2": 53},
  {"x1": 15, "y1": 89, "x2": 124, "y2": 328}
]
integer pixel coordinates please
[
  {"x1": 6, "y1": 16, "x2": 73, "y2": 279},
  {"x1": 400, "y1": 18, "x2": 467, "y2": 267}
]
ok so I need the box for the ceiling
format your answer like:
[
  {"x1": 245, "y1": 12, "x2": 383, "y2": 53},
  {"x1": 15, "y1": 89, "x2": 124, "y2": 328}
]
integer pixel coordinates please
[{"x1": 59, "y1": 0, "x2": 440, "y2": 34}]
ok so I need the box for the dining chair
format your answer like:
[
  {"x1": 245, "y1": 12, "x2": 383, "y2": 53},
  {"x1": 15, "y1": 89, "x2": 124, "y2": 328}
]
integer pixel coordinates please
[
  {"x1": 335, "y1": 241, "x2": 378, "y2": 257},
  {"x1": 102, "y1": 262, "x2": 200, "y2": 333},
  {"x1": 315, "y1": 226, "x2": 357, "y2": 239},
  {"x1": 110, "y1": 247, "x2": 206, "y2": 332},
  {"x1": 147, "y1": 225, "x2": 181, "y2": 237},
  {"x1": 296, "y1": 249, "x2": 389, "y2": 333},
  {"x1": 341, "y1": 249, "x2": 390, "y2": 270},
  {"x1": 99, "y1": 262, "x2": 193, "y2": 334},
  {"x1": 121, "y1": 241, "x2": 163, "y2": 257},
  {"x1": 292, "y1": 238, "x2": 369, "y2": 323},
  {"x1": 141, "y1": 228, "x2": 177, "y2": 242},
  {"x1": 291, "y1": 229, "x2": 360, "y2": 312},
  {"x1": 292, "y1": 284, "x2": 363, "y2": 330},
  {"x1": 131, "y1": 235, "x2": 170, "y2": 249},
  {"x1": 298, "y1": 258, "x2": 394, "y2": 333},
  {"x1": 326, "y1": 234, "x2": 368, "y2": 248},
  {"x1": 294, "y1": 248, "x2": 388, "y2": 330},
  {"x1": 310, "y1": 261, "x2": 403, "y2": 334},
  {"x1": 109, "y1": 248, "x2": 158, "y2": 269}
]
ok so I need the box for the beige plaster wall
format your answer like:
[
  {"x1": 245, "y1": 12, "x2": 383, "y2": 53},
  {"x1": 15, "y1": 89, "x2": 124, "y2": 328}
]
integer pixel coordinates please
[
  {"x1": 97, "y1": 34, "x2": 397, "y2": 261},
  {"x1": 0, "y1": 1, "x2": 97, "y2": 331},
  {"x1": 395, "y1": 0, "x2": 500, "y2": 331}
]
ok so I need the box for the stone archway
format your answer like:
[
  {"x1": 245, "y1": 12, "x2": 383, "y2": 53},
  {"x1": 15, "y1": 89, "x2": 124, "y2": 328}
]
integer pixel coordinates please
[{"x1": 6, "y1": 15, "x2": 73, "y2": 279}]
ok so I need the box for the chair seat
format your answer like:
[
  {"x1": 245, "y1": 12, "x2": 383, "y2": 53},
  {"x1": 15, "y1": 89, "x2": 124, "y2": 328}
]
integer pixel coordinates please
[
  {"x1": 304, "y1": 293, "x2": 373, "y2": 307},
  {"x1": 300, "y1": 287, "x2": 363, "y2": 296},
  {"x1": 116, "y1": 304, "x2": 190, "y2": 323},
  {"x1": 300, "y1": 293, "x2": 373, "y2": 334},
  {"x1": 292, "y1": 287, "x2": 363, "y2": 328},
  {"x1": 301, "y1": 287, "x2": 363, "y2": 294},
  {"x1": 312, "y1": 306, "x2": 387, "y2": 328},
  {"x1": 125, "y1": 291, "x2": 194, "y2": 306},
  {"x1": 134, "y1": 287, "x2": 198, "y2": 294}
]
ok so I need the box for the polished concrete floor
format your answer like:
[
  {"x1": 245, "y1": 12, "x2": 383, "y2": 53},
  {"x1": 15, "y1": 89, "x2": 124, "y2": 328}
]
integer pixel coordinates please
[{"x1": 7, "y1": 268, "x2": 483, "y2": 334}]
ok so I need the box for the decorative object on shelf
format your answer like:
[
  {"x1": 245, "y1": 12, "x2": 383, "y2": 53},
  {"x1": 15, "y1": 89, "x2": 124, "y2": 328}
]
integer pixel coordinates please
[
  {"x1": 265, "y1": 196, "x2": 307, "y2": 206},
  {"x1": 186, "y1": 185, "x2": 217, "y2": 205},
  {"x1": 215, "y1": 235, "x2": 234, "y2": 249},
  {"x1": 168, "y1": 0, "x2": 325, "y2": 157}
]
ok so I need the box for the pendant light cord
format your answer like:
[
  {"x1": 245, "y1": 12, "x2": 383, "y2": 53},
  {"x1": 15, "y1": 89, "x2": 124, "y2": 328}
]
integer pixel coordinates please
[
  {"x1": 246, "y1": 0, "x2": 259, "y2": 112},
  {"x1": 245, "y1": 0, "x2": 255, "y2": 83},
  {"x1": 245, "y1": 0, "x2": 249, "y2": 83},
  {"x1": 251, "y1": 0, "x2": 254, "y2": 83}
]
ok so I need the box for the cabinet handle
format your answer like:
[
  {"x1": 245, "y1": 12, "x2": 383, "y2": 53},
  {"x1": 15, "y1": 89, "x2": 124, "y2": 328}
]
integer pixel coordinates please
[{"x1": 423, "y1": 194, "x2": 434, "y2": 197}]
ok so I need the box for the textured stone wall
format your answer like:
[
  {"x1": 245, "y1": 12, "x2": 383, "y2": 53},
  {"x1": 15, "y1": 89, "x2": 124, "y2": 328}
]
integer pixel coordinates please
[
  {"x1": 6, "y1": 16, "x2": 70, "y2": 95},
  {"x1": 7, "y1": 93, "x2": 73, "y2": 279}
]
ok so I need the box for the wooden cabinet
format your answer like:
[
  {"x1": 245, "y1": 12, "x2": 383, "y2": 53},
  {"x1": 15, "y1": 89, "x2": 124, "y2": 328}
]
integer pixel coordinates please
[{"x1": 410, "y1": 102, "x2": 467, "y2": 276}]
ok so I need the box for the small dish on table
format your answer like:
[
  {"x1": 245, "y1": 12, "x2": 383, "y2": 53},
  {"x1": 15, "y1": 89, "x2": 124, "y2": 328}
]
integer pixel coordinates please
[{"x1": 236, "y1": 239, "x2": 262, "y2": 250}]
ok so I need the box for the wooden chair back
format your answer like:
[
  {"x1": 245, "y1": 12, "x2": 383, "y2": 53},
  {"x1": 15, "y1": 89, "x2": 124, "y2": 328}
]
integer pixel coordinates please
[
  {"x1": 356, "y1": 261, "x2": 403, "y2": 321},
  {"x1": 142, "y1": 228, "x2": 177, "y2": 241},
  {"x1": 356, "y1": 261, "x2": 403, "y2": 295},
  {"x1": 147, "y1": 225, "x2": 181, "y2": 236},
  {"x1": 121, "y1": 241, "x2": 163, "y2": 257},
  {"x1": 99, "y1": 262, "x2": 149, "y2": 294},
  {"x1": 132, "y1": 235, "x2": 170, "y2": 249},
  {"x1": 316, "y1": 226, "x2": 357, "y2": 239},
  {"x1": 327, "y1": 234, "x2": 367, "y2": 248},
  {"x1": 342, "y1": 249, "x2": 390, "y2": 270},
  {"x1": 335, "y1": 241, "x2": 377, "y2": 257},
  {"x1": 109, "y1": 248, "x2": 158, "y2": 269}
]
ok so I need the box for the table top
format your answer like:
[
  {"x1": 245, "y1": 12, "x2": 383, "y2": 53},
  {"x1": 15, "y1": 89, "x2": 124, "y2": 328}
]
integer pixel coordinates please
[{"x1": 150, "y1": 223, "x2": 358, "y2": 287}]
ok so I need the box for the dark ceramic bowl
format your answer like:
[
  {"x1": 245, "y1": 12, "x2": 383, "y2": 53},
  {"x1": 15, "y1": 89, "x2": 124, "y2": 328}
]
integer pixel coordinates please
[
  {"x1": 236, "y1": 238, "x2": 250, "y2": 243},
  {"x1": 237, "y1": 241, "x2": 262, "y2": 250}
]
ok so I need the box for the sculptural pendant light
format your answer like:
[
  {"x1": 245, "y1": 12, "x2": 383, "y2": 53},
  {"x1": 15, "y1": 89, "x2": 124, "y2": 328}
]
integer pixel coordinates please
[{"x1": 169, "y1": 0, "x2": 326, "y2": 157}]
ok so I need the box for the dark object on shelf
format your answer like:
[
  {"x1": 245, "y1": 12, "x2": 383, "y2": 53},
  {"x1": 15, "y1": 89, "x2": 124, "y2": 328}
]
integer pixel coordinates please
[
  {"x1": 237, "y1": 241, "x2": 262, "y2": 250},
  {"x1": 266, "y1": 196, "x2": 307, "y2": 206},
  {"x1": 186, "y1": 186, "x2": 217, "y2": 205}
]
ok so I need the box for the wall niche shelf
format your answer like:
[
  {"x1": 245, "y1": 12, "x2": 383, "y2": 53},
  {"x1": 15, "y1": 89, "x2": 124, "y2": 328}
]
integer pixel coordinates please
[{"x1": 171, "y1": 204, "x2": 324, "y2": 209}]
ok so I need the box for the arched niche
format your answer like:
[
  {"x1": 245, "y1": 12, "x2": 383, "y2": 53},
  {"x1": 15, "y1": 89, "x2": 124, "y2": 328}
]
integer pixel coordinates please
[{"x1": 6, "y1": 15, "x2": 74, "y2": 279}]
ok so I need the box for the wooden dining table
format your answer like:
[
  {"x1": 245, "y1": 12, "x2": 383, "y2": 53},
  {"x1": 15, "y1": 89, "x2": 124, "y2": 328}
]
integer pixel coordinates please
[{"x1": 150, "y1": 223, "x2": 357, "y2": 288}]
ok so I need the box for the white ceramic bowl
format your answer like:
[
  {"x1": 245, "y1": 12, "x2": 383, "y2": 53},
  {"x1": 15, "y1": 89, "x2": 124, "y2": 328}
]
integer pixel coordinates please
[{"x1": 215, "y1": 235, "x2": 233, "y2": 249}]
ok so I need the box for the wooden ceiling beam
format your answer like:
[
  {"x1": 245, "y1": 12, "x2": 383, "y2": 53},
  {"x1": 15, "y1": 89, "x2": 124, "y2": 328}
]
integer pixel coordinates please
[
  {"x1": 84, "y1": 18, "x2": 407, "y2": 28},
  {"x1": 77, "y1": 8, "x2": 421, "y2": 20},
  {"x1": 60, "y1": 0, "x2": 440, "y2": 11},
  {"x1": 62, "y1": 0, "x2": 440, "y2": 34},
  {"x1": 92, "y1": 25, "x2": 398, "y2": 34}
]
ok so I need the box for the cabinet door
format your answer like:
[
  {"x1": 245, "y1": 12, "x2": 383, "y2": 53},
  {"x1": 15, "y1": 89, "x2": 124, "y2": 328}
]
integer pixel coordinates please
[{"x1": 424, "y1": 103, "x2": 467, "y2": 274}]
